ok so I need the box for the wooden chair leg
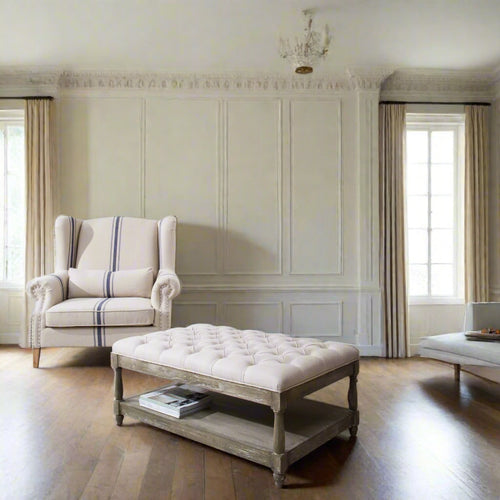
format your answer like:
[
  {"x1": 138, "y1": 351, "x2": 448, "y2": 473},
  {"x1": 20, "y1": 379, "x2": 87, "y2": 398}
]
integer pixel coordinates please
[
  {"x1": 454, "y1": 363, "x2": 460, "y2": 382},
  {"x1": 33, "y1": 348, "x2": 41, "y2": 368}
]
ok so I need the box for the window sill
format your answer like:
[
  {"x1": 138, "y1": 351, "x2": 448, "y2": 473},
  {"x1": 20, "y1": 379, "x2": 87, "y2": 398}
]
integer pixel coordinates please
[
  {"x1": 409, "y1": 297, "x2": 465, "y2": 306},
  {"x1": 0, "y1": 283, "x2": 24, "y2": 291}
]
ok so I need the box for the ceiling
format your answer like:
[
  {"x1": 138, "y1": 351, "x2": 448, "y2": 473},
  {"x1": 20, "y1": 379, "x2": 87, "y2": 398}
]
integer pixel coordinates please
[{"x1": 1, "y1": 0, "x2": 499, "y2": 76}]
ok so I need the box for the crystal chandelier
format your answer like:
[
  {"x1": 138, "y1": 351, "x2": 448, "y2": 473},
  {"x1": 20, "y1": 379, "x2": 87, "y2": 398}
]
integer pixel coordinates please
[{"x1": 279, "y1": 10, "x2": 332, "y2": 74}]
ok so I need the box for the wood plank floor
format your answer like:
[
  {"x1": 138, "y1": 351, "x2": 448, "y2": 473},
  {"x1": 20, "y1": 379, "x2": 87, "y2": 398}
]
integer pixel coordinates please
[{"x1": 0, "y1": 346, "x2": 498, "y2": 500}]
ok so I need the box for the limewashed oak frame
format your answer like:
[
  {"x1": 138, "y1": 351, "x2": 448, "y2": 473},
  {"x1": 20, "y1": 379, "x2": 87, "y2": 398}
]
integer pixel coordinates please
[{"x1": 111, "y1": 352, "x2": 359, "y2": 488}]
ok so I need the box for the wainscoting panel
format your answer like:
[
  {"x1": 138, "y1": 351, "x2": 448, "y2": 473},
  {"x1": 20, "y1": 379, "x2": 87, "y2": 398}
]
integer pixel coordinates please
[
  {"x1": 290, "y1": 99, "x2": 342, "y2": 275},
  {"x1": 144, "y1": 98, "x2": 219, "y2": 275},
  {"x1": 59, "y1": 98, "x2": 143, "y2": 218},
  {"x1": 172, "y1": 302, "x2": 218, "y2": 328},
  {"x1": 223, "y1": 302, "x2": 283, "y2": 332},
  {"x1": 224, "y1": 99, "x2": 282, "y2": 275},
  {"x1": 290, "y1": 302, "x2": 343, "y2": 337}
]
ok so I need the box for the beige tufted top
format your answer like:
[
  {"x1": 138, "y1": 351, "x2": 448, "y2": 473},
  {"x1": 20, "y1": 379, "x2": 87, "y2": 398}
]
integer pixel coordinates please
[{"x1": 112, "y1": 324, "x2": 359, "y2": 392}]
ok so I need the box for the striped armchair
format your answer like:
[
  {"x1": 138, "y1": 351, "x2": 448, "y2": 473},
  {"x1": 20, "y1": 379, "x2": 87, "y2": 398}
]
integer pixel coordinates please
[{"x1": 27, "y1": 215, "x2": 181, "y2": 367}]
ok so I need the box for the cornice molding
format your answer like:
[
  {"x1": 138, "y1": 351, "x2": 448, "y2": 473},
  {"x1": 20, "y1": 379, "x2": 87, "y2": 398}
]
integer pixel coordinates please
[
  {"x1": 58, "y1": 70, "x2": 353, "y2": 93},
  {"x1": 381, "y1": 68, "x2": 495, "y2": 102},
  {"x1": 346, "y1": 67, "x2": 395, "y2": 91},
  {"x1": 1, "y1": 67, "x2": 498, "y2": 99}
]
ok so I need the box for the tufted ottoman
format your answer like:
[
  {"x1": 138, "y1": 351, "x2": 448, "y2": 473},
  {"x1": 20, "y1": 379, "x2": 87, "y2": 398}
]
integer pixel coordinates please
[{"x1": 111, "y1": 324, "x2": 360, "y2": 487}]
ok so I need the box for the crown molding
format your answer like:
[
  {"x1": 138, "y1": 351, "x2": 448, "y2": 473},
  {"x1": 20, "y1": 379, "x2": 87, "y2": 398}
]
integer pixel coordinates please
[
  {"x1": 57, "y1": 70, "x2": 354, "y2": 93},
  {"x1": 346, "y1": 67, "x2": 395, "y2": 91},
  {"x1": 381, "y1": 68, "x2": 495, "y2": 102}
]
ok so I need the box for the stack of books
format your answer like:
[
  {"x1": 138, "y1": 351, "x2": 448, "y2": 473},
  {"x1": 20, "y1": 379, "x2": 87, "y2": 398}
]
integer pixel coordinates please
[{"x1": 138, "y1": 384, "x2": 211, "y2": 418}]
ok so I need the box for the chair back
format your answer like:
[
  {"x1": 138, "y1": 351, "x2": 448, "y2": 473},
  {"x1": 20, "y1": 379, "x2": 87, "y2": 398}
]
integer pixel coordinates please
[{"x1": 54, "y1": 215, "x2": 177, "y2": 274}]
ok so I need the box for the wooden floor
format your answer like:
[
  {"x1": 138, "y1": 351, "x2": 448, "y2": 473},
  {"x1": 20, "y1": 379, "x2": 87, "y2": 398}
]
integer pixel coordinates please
[{"x1": 0, "y1": 347, "x2": 498, "y2": 500}]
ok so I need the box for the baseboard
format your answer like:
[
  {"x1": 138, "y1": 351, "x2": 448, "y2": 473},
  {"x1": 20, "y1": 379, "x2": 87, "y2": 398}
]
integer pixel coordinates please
[
  {"x1": 0, "y1": 332, "x2": 20, "y2": 344},
  {"x1": 409, "y1": 343, "x2": 421, "y2": 357}
]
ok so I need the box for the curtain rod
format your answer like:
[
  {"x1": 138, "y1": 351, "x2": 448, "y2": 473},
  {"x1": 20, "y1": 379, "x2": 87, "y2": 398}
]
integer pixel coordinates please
[
  {"x1": 380, "y1": 100, "x2": 490, "y2": 106},
  {"x1": 0, "y1": 96, "x2": 54, "y2": 100}
]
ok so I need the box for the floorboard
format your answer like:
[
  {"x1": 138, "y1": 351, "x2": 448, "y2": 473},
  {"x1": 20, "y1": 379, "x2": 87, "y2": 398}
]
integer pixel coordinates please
[{"x1": 0, "y1": 347, "x2": 498, "y2": 500}]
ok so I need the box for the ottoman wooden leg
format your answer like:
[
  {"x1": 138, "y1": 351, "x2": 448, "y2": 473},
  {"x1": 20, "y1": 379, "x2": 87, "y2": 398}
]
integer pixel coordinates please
[
  {"x1": 272, "y1": 408, "x2": 286, "y2": 488},
  {"x1": 113, "y1": 365, "x2": 124, "y2": 426},
  {"x1": 348, "y1": 361, "x2": 359, "y2": 437},
  {"x1": 454, "y1": 363, "x2": 460, "y2": 382}
]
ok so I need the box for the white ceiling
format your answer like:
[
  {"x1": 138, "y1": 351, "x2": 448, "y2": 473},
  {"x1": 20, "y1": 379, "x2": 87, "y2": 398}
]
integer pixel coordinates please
[{"x1": 1, "y1": 0, "x2": 499, "y2": 75}]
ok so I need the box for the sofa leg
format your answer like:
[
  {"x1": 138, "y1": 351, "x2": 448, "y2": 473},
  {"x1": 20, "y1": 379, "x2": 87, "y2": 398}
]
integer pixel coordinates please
[
  {"x1": 33, "y1": 348, "x2": 41, "y2": 368},
  {"x1": 454, "y1": 363, "x2": 460, "y2": 382}
]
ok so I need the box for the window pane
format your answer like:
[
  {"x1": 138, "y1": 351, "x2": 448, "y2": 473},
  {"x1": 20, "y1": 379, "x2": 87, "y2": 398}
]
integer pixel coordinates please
[
  {"x1": 5, "y1": 124, "x2": 25, "y2": 283},
  {"x1": 431, "y1": 131, "x2": 454, "y2": 163},
  {"x1": 408, "y1": 229, "x2": 428, "y2": 264},
  {"x1": 431, "y1": 264, "x2": 454, "y2": 295},
  {"x1": 431, "y1": 196, "x2": 453, "y2": 228},
  {"x1": 431, "y1": 229, "x2": 454, "y2": 263},
  {"x1": 407, "y1": 130, "x2": 428, "y2": 163},
  {"x1": 407, "y1": 163, "x2": 428, "y2": 195},
  {"x1": 431, "y1": 164, "x2": 453, "y2": 195},
  {"x1": 407, "y1": 196, "x2": 428, "y2": 228},
  {"x1": 409, "y1": 264, "x2": 428, "y2": 295}
]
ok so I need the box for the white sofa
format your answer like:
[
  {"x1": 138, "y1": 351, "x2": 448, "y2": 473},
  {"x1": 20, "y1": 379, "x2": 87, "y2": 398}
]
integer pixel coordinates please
[
  {"x1": 27, "y1": 215, "x2": 181, "y2": 367},
  {"x1": 419, "y1": 302, "x2": 500, "y2": 381}
]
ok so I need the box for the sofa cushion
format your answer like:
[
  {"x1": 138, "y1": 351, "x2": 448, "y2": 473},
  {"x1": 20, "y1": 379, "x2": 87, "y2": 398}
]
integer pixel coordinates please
[
  {"x1": 68, "y1": 267, "x2": 153, "y2": 299},
  {"x1": 46, "y1": 297, "x2": 154, "y2": 327},
  {"x1": 420, "y1": 332, "x2": 500, "y2": 367}
]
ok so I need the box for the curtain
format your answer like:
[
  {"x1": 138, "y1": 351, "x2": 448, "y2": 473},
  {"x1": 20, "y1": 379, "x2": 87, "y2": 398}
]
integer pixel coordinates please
[
  {"x1": 464, "y1": 105, "x2": 489, "y2": 303},
  {"x1": 379, "y1": 103, "x2": 408, "y2": 358},
  {"x1": 21, "y1": 98, "x2": 55, "y2": 347}
]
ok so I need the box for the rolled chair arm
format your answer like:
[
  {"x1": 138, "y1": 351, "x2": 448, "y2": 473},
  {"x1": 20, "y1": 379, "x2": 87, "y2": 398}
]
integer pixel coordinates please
[
  {"x1": 151, "y1": 271, "x2": 181, "y2": 310},
  {"x1": 26, "y1": 271, "x2": 68, "y2": 311}
]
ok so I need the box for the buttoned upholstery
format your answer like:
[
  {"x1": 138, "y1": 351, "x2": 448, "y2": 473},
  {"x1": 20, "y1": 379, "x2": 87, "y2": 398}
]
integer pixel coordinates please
[
  {"x1": 27, "y1": 215, "x2": 180, "y2": 360},
  {"x1": 112, "y1": 324, "x2": 360, "y2": 391}
]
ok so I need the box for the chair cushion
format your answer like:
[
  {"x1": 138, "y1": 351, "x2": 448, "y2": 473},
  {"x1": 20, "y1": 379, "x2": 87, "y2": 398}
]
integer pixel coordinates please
[
  {"x1": 46, "y1": 297, "x2": 154, "y2": 328},
  {"x1": 112, "y1": 324, "x2": 360, "y2": 391},
  {"x1": 68, "y1": 268, "x2": 154, "y2": 298}
]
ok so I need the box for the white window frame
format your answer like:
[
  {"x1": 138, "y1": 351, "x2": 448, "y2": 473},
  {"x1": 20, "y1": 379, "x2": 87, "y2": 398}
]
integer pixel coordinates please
[
  {"x1": 0, "y1": 109, "x2": 25, "y2": 289},
  {"x1": 405, "y1": 113, "x2": 465, "y2": 305}
]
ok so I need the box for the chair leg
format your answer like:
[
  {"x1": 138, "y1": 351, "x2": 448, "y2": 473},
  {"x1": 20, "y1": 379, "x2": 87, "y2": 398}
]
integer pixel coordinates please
[
  {"x1": 454, "y1": 363, "x2": 460, "y2": 382},
  {"x1": 33, "y1": 348, "x2": 41, "y2": 368}
]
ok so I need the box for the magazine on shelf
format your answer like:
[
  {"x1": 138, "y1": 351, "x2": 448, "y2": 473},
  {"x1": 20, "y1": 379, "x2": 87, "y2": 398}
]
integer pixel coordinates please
[{"x1": 138, "y1": 384, "x2": 211, "y2": 418}]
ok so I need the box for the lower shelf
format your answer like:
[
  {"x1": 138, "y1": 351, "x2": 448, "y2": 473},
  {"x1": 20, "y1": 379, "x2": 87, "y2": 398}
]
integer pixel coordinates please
[{"x1": 119, "y1": 392, "x2": 356, "y2": 468}]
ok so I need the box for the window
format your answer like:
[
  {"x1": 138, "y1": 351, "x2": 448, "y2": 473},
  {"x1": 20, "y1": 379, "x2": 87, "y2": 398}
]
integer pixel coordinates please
[
  {"x1": 405, "y1": 114, "x2": 464, "y2": 302},
  {"x1": 0, "y1": 109, "x2": 25, "y2": 286}
]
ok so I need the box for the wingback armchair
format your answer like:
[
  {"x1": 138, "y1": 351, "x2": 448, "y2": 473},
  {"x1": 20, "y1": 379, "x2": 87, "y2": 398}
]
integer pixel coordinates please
[{"x1": 27, "y1": 215, "x2": 181, "y2": 367}]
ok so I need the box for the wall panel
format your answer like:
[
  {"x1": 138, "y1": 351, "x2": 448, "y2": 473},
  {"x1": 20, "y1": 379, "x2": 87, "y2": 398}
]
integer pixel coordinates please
[
  {"x1": 60, "y1": 98, "x2": 143, "y2": 218},
  {"x1": 223, "y1": 302, "x2": 282, "y2": 332},
  {"x1": 225, "y1": 100, "x2": 281, "y2": 274},
  {"x1": 290, "y1": 100, "x2": 342, "y2": 275},
  {"x1": 290, "y1": 302, "x2": 343, "y2": 337},
  {"x1": 145, "y1": 99, "x2": 219, "y2": 275}
]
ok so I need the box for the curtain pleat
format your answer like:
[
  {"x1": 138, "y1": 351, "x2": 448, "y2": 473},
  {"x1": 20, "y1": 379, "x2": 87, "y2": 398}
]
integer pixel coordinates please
[
  {"x1": 21, "y1": 99, "x2": 55, "y2": 347},
  {"x1": 465, "y1": 105, "x2": 489, "y2": 303},
  {"x1": 379, "y1": 103, "x2": 408, "y2": 358}
]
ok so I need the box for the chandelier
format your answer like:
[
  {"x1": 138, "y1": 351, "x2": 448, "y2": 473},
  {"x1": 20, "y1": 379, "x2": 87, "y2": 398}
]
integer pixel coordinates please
[{"x1": 279, "y1": 10, "x2": 332, "y2": 74}]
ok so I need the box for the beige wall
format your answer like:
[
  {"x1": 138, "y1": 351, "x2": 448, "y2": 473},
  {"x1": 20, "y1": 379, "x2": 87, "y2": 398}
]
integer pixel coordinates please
[{"x1": 56, "y1": 87, "x2": 382, "y2": 354}]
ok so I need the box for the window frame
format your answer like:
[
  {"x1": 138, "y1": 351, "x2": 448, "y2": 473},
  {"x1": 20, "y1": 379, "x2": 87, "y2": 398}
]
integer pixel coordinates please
[
  {"x1": 0, "y1": 109, "x2": 25, "y2": 289},
  {"x1": 405, "y1": 113, "x2": 465, "y2": 305}
]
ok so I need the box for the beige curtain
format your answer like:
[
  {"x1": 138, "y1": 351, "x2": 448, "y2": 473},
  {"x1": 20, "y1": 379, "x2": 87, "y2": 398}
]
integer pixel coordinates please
[
  {"x1": 21, "y1": 98, "x2": 55, "y2": 347},
  {"x1": 379, "y1": 103, "x2": 408, "y2": 358},
  {"x1": 464, "y1": 105, "x2": 489, "y2": 303}
]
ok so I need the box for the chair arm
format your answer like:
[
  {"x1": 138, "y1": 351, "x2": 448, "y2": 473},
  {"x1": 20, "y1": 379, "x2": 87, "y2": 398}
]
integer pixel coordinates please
[
  {"x1": 26, "y1": 271, "x2": 68, "y2": 311},
  {"x1": 151, "y1": 271, "x2": 181, "y2": 310}
]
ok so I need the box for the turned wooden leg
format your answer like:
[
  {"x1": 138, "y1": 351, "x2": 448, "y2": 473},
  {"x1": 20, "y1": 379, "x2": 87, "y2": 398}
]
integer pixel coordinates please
[
  {"x1": 272, "y1": 408, "x2": 286, "y2": 488},
  {"x1": 348, "y1": 361, "x2": 359, "y2": 437},
  {"x1": 113, "y1": 365, "x2": 124, "y2": 426},
  {"x1": 454, "y1": 363, "x2": 460, "y2": 382},
  {"x1": 33, "y1": 348, "x2": 41, "y2": 368}
]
